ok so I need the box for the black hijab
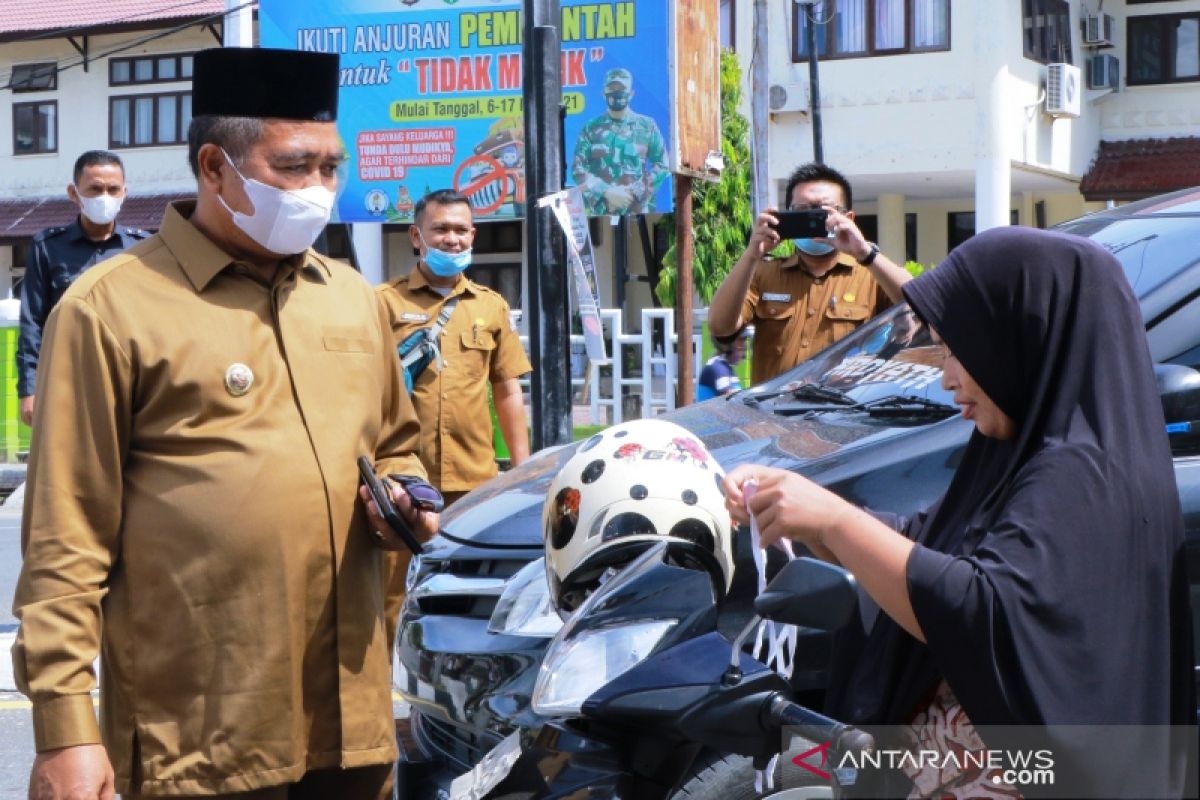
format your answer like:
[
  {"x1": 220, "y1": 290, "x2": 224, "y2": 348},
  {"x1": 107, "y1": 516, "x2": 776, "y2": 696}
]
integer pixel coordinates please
[{"x1": 825, "y1": 227, "x2": 1195, "y2": 795}]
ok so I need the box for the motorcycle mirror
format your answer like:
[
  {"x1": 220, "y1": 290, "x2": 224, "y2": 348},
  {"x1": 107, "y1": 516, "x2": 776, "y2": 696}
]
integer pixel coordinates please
[{"x1": 753, "y1": 557, "x2": 858, "y2": 631}]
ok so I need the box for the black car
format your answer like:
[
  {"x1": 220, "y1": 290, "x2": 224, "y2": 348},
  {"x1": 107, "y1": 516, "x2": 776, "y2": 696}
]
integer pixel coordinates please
[{"x1": 393, "y1": 187, "x2": 1200, "y2": 796}]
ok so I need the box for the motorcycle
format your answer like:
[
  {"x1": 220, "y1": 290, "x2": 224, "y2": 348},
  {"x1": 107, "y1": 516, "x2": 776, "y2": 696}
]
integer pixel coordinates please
[{"x1": 448, "y1": 542, "x2": 874, "y2": 800}]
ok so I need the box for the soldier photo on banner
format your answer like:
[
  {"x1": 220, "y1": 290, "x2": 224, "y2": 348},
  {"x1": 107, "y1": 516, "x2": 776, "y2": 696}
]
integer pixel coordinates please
[
  {"x1": 571, "y1": 67, "x2": 669, "y2": 217},
  {"x1": 259, "y1": 0, "x2": 674, "y2": 222}
]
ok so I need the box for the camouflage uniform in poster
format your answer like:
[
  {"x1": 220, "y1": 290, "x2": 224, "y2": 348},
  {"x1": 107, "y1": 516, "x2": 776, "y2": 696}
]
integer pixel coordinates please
[{"x1": 571, "y1": 68, "x2": 669, "y2": 216}]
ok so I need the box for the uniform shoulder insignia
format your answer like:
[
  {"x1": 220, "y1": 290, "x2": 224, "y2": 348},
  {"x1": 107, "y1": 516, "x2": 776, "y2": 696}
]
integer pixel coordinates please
[
  {"x1": 33, "y1": 225, "x2": 67, "y2": 242},
  {"x1": 127, "y1": 228, "x2": 152, "y2": 239}
]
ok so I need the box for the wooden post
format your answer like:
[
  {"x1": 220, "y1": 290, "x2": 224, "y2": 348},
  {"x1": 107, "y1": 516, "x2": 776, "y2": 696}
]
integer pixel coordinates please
[{"x1": 674, "y1": 175, "x2": 694, "y2": 407}]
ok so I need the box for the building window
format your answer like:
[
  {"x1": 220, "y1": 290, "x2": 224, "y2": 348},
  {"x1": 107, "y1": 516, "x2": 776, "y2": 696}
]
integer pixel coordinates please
[
  {"x1": 793, "y1": 0, "x2": 949, "y2": 61},
  {"x1": 110, "y1": 53, "x2": 194, "y2": 86},
  {"x1": 10, "y1": 62, "x2": 57, "y2": 92},
  {"x1": 1022, "y1": 0, "x2": 1073, "y2": 64},
  {"x1": 948, "y1": 210, "x2": 1019, "y2": 250},
  {"x1": 1128, "y1": 13, "x2": 1200, "y2": 85},
  {"x1": 13, "y1": 101, "x2": 57, "y2": 155},
  {"x1": 854, "y1": 213, "x2": 918, "y2": 262},
  {"x1": 110, "y1": 92, "x2": 192, "y2": 148},
  {"x1": 720, "y1": 0, "x2": 736, "y2": 51}
]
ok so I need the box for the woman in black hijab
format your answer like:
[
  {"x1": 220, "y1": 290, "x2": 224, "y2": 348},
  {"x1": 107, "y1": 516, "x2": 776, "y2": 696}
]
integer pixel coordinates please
[{"x1": 725, "y1": 227, "x2": 1195, "y2": 798}]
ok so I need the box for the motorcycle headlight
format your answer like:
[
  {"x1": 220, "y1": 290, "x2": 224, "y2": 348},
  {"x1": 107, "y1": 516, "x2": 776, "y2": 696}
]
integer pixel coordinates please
[
  {"x1": 487, "y1": 557, "x2": 563, "y2": 638},
  {"x1": 530, "y1": 620, "x2": 676, "y2": 715}
]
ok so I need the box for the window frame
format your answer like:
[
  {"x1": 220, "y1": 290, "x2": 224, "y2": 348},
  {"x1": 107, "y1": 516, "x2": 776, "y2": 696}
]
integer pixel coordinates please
[
  {"x1": 792, "y1": 0, "x2": 951, "y2": 62},
  {"x1": 1022, "y1": 0, "x2": 1074, "y2": 65},
  {"x1": 10, "y1": 62, "x2": 58, "y2": 93},
  {"x1": 108, "y1": 91, "x2": 192, "y2": 149},
  {"x1": 12, "y1": 100, "x2": 58, "y2": 155},
  {"x1": 1127, "y1": 12, "x2": 1200, "y2": 86},
  {"x1": 720, "y1": 0, "x2": 737, "y2": 52},
  {"x1": 109, "y1": 53, "x2": 195, "y2": 86}
]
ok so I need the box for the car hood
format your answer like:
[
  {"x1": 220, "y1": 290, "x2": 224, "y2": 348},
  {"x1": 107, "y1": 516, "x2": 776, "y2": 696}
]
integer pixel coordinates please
[{"x1": 440, "y1": 397, "x2": 968, "y2": 548}]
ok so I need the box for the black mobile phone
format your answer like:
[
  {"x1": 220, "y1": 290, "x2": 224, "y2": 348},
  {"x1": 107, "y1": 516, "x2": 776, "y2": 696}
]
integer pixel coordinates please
[
  {"x1": 771, "y1": 209, "x2": 830, "y2": 240},
  {"x1": 357, "y1": 456, "x2": 426, "y2": 555},
  {"x1": 388, "y1": 474, "x2": 445, "y2": 513}
]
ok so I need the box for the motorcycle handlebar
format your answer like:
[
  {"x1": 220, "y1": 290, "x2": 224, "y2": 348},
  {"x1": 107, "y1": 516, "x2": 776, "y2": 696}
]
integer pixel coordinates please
[{"x1": 763, "y1": 694, "x2": 875, "y2": 759}]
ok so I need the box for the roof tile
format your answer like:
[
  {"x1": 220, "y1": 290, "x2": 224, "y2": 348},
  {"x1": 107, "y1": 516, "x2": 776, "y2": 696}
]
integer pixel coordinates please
[
  {"x1": 0, "y1": 193, "x2": 192, "y2": 240},
  {"x1": 1080, "y1": 137, "x2": 1200, "y2": 202},
  {"x1": 1, "y1": 1, "x2": 227, "y2": 36}
]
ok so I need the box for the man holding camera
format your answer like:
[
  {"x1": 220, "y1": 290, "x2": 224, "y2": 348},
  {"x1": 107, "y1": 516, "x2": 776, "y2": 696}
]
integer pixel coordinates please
[{"x1": 708, "y1": 162, "x2": 911, "y2": 384}]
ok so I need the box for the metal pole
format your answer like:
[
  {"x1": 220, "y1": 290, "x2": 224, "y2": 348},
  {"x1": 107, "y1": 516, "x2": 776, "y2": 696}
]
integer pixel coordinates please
[
  {"x1": 803, "y1": 3, "x2": 824, "y2": 163},
  {"x1": 674, "y1": 177, "x2": 694, "y2": 406},
  {"x1": 614, "y1": 215, "x2": 628, "y2": 310},
  {"x1": 750, "y1": 0, "x2": 770, "y2": 215},
  {"x1": 523, "y1": 0, "x2": 571, "y2": 450}
]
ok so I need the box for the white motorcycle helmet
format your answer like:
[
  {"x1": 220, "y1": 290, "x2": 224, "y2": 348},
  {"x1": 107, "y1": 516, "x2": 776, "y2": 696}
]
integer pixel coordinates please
[{"x1": 543, "y1": 418, "x2": 735, "y2": 613}]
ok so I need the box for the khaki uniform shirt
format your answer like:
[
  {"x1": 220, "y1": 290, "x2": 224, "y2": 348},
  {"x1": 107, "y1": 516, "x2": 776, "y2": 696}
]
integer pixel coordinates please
[
  {"x1": 377, "y1": 268, "x2": 531, "y2": 492},
  {"x1": 12, "y1": 201, "x2": 425, "y2": 796},
  {"x1": 741, "y1": 253, "x2": 892, "y2": 385}
]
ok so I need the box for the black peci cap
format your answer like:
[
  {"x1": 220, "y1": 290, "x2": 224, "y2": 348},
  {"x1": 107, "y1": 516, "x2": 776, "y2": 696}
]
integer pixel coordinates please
[{"x1": 192, "y1": 47, "x2": 339, "y2": 121}]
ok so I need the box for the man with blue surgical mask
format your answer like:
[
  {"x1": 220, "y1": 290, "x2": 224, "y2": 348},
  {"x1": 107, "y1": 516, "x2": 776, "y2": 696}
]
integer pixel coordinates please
[
  {"x1": 377, "y1": 189, "x2": 532, "y2": 507},
  {"x1": 709, "y1": 162, "x2": 912, "y2": 384}
]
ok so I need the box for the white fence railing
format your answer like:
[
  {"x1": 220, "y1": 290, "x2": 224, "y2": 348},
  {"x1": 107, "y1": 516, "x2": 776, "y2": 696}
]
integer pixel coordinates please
[{"x1": 519, "y1": 308, "x2": 703, "y2": 426}]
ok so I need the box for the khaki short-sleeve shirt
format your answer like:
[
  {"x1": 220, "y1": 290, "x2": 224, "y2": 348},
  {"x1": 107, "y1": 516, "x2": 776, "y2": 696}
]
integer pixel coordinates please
[
  {"x1": 377, "y1": 267, "x2": 532, "y2": 492},
  {"x1": 12, "y1": 201, "x2": 425, "y2": 796},
  {"x1": 741, "y1": 253, "x2": 892, "y2": 385}
]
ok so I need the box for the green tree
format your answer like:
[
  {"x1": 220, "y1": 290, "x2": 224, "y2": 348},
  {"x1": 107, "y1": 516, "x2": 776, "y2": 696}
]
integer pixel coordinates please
[{"x1": 655, "y1": 50, "x2": 755, "y2": 307}]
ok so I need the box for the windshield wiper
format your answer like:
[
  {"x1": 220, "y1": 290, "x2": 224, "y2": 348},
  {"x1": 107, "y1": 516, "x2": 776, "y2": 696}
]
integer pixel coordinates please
[
  {"x1": 862, "y1": 395, "x2": 959, "y2": 419},
  {"x1": 790, "y1": 383, "x2": 858, "y2": 405},
  {"x1": 742, "y1": 381, "x2": 854, "y2": 408}
]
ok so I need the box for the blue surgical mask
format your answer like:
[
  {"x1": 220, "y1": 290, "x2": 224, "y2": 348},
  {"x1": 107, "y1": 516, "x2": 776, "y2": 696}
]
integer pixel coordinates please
[
  {"x1": 418, "y1": 230, "x2": 472, "y2": 277},
  {"x1": 794, "y1": 238, "x2": 836, "y2": 257}
]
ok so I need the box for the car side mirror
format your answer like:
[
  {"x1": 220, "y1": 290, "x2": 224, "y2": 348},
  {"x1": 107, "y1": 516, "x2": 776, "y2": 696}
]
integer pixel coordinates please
[
  {"x1": 1156, "y1": 364, "x2": 1200, "y2": 455},
  {"x1": 753, "y1": 557, "x2": 858, "y2": 631}
]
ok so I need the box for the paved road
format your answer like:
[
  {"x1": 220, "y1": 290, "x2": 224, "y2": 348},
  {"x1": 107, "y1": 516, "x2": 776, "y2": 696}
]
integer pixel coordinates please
[{"x1": 1, "y1": 500, "x2": 33, "y2": 797}]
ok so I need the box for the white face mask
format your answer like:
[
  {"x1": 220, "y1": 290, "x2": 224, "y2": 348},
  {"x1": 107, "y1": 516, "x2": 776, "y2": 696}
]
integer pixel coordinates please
[
  {"x1": 77, "y1": 191, "x2": 123, "y2": 226},
  {"x1": 218, "y1": 149, "x2": 335, "y2": 255}
]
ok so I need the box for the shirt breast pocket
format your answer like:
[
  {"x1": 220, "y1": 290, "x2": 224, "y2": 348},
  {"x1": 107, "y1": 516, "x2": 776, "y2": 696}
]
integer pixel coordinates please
[
  {"x1": 458, "y1": 330, "x2": 496, "y2": 380},
  {"x1": 322, "y1": 328, "x2": 376, "y2": 354},
  {"x1": 825, "y1": 302, "x2": 872, "y2": 338},
  {"x1": 753, "y1": 301, "x2": 797, "y2": 329}
]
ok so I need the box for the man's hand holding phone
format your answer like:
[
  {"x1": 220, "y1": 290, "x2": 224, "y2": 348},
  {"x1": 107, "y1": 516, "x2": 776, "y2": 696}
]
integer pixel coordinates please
[{"x1": 357, "y1": 457, "x2": 440, "y2": 554}]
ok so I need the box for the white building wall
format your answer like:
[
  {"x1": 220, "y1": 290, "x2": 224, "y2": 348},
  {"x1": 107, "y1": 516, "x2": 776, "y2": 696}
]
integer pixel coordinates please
[
  {"x1": 731, "y1": 0, "x2": 1200, "y2": 263},
  {"x1": 1, "y1": 27, "x2": 215, "y2": 200}
]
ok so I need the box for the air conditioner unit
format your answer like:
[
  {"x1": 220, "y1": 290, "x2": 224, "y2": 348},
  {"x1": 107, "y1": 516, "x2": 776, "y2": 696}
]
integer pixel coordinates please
[
  {"x1": 1088, "y1": 54, "x2": 1120, "y2": 90},
  {"x1": 768, "y1": 83, "x2": 809, "y2": 114},
  {"x1": 1045, "y1": 63, "x2": 1081, "y2": 118},
  {"x1": 1083, "y1": 12, "x2": 1115, "y2": 46}
]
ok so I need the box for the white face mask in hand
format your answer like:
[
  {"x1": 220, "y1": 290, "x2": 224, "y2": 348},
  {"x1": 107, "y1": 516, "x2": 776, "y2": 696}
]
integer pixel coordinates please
[{"x1": 217, "y1": 149, "x2": 336, "y2": 255}]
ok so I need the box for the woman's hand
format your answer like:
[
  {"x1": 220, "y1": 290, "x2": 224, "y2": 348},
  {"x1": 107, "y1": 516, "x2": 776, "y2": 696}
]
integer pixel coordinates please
[
  {"x1": 724, "y1": 465, "x2": 851, "y2": 563},
  {"x1": 726, "y1": 464, "x2": 924, "y2": 640}
]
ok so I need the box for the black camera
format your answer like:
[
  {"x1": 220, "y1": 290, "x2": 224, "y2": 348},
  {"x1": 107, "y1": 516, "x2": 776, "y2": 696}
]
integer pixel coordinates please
[{"x1": 770, "y1": 209, "x2": 830, "y2": 240}]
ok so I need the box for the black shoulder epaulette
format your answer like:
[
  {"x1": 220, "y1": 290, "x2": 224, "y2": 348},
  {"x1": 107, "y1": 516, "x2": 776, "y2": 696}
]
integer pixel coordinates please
[
  {"x1": 33, "y1": 225, "x2": 68, "y2": 243},
  {"x1": 123, "y1": 227, "x2": 152, "y2": 239}
]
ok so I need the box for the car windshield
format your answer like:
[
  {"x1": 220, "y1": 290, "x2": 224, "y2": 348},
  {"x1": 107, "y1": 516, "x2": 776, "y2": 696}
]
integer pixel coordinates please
[{"x1": 738, "y1": 304, "x2": 956, "y2": 420}]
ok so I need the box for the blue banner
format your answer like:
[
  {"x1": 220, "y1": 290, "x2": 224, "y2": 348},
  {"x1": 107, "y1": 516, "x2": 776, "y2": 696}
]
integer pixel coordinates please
[{"x1": 260, "y1": 0, "x2": 673, "y2": 222}]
